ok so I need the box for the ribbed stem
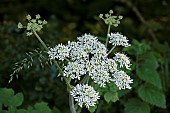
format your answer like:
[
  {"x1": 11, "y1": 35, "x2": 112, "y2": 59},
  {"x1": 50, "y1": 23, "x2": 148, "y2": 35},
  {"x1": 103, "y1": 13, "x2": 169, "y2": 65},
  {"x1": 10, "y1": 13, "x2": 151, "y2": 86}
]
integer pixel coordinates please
[
  {"x1": 69, "y1": 94, "x2": 77, "y2": 113},
  {"x1": 33, "y1": 31, "x2": 48, "y2": 51},
  {"x1": 108, "y1": 46, "x2": 116, "y2": 55},
  {"x1": 105, "y1": 25, "x2": 111, "y2": 47}
]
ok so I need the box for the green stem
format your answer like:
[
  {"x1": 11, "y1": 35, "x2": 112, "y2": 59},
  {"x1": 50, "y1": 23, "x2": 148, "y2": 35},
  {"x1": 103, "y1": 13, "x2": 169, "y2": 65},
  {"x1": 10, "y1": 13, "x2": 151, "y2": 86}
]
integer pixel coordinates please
[
  {"x1": 33, "y1": 30, "x2": 71, "y2": 91},
  {"x1": 33, "y1": 31, "x2": 48, "y2": 51},
  {"x1": 108, "y1": 46, "x2": 116, "y2": 55},
  {"x1": 96, "y1": 100, "x2": 103, "y2": 113},
  {"x1": 53, "y1": 60, "x2": 72, "y2": 91},
  {"x1": 105, "y1": 24, "x2": 111, "y2": 47},
  {"x1": 80, "y1": 75, "x2": 89, "y2": 84},
  {"x1": 69, "y1": 94, "x2": 77, "y2": 113}
]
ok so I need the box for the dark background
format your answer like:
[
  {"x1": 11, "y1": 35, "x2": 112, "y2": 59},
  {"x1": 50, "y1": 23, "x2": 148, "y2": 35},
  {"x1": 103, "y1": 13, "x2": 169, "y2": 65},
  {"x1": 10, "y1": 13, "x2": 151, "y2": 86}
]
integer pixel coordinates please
[{"x1": 0, "y1": 0, "x2": 170, "y2": 113}]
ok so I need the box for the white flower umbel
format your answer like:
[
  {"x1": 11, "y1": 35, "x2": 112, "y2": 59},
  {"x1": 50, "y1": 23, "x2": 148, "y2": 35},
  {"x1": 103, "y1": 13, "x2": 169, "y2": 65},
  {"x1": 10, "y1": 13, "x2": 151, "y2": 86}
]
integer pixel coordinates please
[
  {"x1": 64, "y1": 60, "x2": 87, "y2": 80},
  {"x1": 92, "y1": 41, "x2": 108, "y2": 58},
  {"x1": 70, "y1": 84, "x2": 100, "y2": 108},
  {"x1": 113, "y1": 52, "x2": 131, "y2": 70},
  {"x1": 88, "y1": 57, "x2": 111, "y2": 87},
  {"x1": 106, "y1": 58, "x2": 118, "y2": 73},
  {"x1": 77, "y1": 34, "x2": 98, "y2": 53},
  {"x1": 48, "y1": 44, "x2": 70, "y2": 61},
  {"x1": 68, "y1": 41, "x2": 88, "y2": 61},
  {"x1": 112, "y1": 71, "x2": 133, "y2": 90},
  {"x1": 108, "y1": 32, "x2": 130, "y2": 47}
]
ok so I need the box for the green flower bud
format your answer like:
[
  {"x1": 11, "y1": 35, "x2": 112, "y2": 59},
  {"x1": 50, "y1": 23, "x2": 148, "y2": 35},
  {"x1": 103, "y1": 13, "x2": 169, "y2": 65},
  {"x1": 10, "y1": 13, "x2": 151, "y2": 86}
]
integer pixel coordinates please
[
  {"x1": 38, "y1": 20, "x2": 43, "y2": 24},
  {"x1": 26, "y1": 32, "x2": 33, "y2": 36},
  {"x1": 99, "y1": 14, "x2": 103, "y2": 18},
  {"x1": 31, "y1": 19, "x2": 36, "y2": 23},
  {"x1": 42, "y1": 20, "x2": 47, "y2": 25},
  {"x1": 109, "y1": 10, "x2": 113, "y2": 14},
  {"x1": 18, "y1": 22, "x2": 23, "y2": 29},
  {"x1": 118, "y1": 16, "x2": 123, "y2": 19},
  {"x1": 36, "y1": 14, "x2": 41, "y2": 19},
  {"x1": 26, "y1": 15, "x2": 31, "y2": 20}
]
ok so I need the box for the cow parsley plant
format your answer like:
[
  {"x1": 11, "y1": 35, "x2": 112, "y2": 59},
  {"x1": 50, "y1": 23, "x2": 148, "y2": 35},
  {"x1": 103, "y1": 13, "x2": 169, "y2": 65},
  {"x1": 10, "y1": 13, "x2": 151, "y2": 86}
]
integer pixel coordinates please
[{"x1": 15, "y1": 10, "x2": 133, "y2": 113}]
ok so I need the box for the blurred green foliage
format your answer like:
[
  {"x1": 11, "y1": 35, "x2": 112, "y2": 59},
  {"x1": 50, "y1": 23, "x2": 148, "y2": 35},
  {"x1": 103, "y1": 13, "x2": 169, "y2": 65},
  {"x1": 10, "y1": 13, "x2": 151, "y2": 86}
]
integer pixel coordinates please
[
  {"x1": 0, "y1": 0, "x2": 170, "y2": 113},
  {"x1": 0, "y1": 88, "x2": 52, "y2": 113}
]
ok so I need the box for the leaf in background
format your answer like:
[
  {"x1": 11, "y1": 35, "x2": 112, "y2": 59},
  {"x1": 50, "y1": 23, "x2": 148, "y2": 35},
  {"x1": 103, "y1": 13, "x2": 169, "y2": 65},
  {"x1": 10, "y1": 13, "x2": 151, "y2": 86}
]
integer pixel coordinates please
[
  {"x1": 8, "y1": 93, "x2": 24, "y2": 107},
  {"x1": 118, "y1": 89, "x2": 131, "y2": 98},
  {"x1": 16, "y1": 109, "x2": 27, "y2": 113},
  {"x1": 0, "y1": 88, "x2": 14, "y2": 106},
  {"x1": 52, "y1": 107, "x2": 61, "y2": 113},
  {"x1": 0, "y1": 104, "x2": 2, "y2": 111},
  {"x1": 8, "y1": 106, "x2": 17, "y2": 113},
  {"x1": 141, "y1": 52, "x2": 159, "y2": 69},
  {"x1": 137, "y1": 67, "x2": 161, "y2": 89},
  {"x1": 137, "y1": 52, "x2": 162, "y2": 89},
  {"x1": 104, "y1": 91, "x2": 119, "y2": 103},
  {"x1": 93, "y1": 82, "x2": 117, "y2": 96},
  {"x1": 137, "y1": 84, "x2": 166, "y2": 108},
  {"x1": 123, "y1": 39, "x2": 150, "y2": 55},
  {"x1": 125, "y1": 98, "x2": 150, "y2": 113},
  {"x1": 88, "y1": 105, "x2": 97, "y2": 113},
  {"x1": 34, "y1": 102, "x2": 52, "y2": 113}
]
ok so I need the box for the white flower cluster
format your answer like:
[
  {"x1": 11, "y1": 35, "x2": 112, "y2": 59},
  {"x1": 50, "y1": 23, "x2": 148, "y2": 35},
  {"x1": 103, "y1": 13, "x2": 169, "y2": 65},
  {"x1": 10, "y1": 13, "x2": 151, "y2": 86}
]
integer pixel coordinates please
[
  {"x1": 112, "y1": 71, "x2": 133, "y2": 90},
  {"x1": 70, "y1": 84, "x2": 100, "y2": 108},
  {"x1": 48, "y1": 34, "x2": 113, "y2": 87},
  {"x1": 108, "y1": 32, "x2": 130, "y2": 47},
  {"x1": 48, "y1": 33, "x2": 133, "y2": 108},
  {"x1": 114, "y1": 52, "x2": 131, "y2": 70},
  {"x1": 48, "y1": 44, "x2": 69, "y2": 61},
  {"x1": 88, "y1": 57, "x2": 111, "y2": 87},
  {"x1": 64, "y1": 60, "x2": 87, "y2": 80}
]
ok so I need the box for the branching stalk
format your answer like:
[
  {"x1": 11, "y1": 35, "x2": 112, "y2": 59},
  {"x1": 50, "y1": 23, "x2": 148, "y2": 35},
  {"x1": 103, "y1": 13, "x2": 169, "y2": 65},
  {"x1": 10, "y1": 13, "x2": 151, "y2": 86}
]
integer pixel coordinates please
[
  {"x1": 108, "y1": 46, "x2": 116, "y2": 55},
  {"x1": 33, "y1": 30, "x2": 71, "y2": 91}
]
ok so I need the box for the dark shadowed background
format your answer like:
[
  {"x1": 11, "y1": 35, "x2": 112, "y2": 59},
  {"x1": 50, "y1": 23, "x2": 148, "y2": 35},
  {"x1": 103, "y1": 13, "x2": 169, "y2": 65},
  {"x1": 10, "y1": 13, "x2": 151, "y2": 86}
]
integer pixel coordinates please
[{"x1": 0, "y1": 0, "x2": 170, "y2": 113}]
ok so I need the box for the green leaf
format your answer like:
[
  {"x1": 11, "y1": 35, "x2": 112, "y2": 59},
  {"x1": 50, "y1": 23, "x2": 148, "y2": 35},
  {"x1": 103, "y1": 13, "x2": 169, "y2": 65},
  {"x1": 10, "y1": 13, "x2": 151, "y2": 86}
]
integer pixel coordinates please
[
  {"x1": 141, "y1": 52, "x2": 159, "y2": 69},
  {"x1": 0, "y1": 88, "x2": 24, "y2": 107},
  {"x1": 8, "y1": 93, "x2": 24, "y2": 107},
  {"x1": 137, "y1": 84, "x2": 166, "y2": 108},
  {"x1": 125, "y1": 98, "x2": 150, "y2": 113},
  {"x1": 0, "y1": 103, "x2": 2, "y2": 111},
  {"x1": 16, "y1": 109, "x2": 27, "y2": 113},
  {"x1": 137, "y1": 67, "x2": 161, "y2": 89},
  {"x1": 34, "y1": 102, "x2": 52, "y2": 113},
  {"x1": 137, "y1": 52, "x2": 161, "y2": 89},
  {"x1": 104, "y1": 92, "x2": 119, "y2": 103},
  {"x1": 93, "y1": 82, "x2": 117, "y2": 96},
  {"x1": 27, "y1": 102, "x2": 52, "y2": 113},
  {"x1": 123, "y1": 39, "x2": 150, "y2": 55},
  {"x1": 0, "y1": 88, "x2": 14, "y2": 106},
  {"x1": 118, "y1": 89, "x2": 131, "y2": 98},
  {"x1": 88, "y1": 105, "x2": 97, "y2": 113},
  {"x1": 8, "y1": 106, "x2": 17, "y2": 113},
  {"x1": 104, "y1": 92, "x2": 112, "y2": 103}
]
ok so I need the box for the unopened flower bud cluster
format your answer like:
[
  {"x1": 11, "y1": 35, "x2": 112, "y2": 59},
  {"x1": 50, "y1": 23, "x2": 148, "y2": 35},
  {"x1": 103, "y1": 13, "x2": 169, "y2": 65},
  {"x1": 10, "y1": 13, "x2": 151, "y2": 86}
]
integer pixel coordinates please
[
  {"x1": 18, "y1": 14, "x2": 47, "y2": 36},
  {"x1": 99, "y1": 10, "x2": 123, "y2": 27},
  {"x1": 48, "y1": 33, "x2": 133, "y2": 108}
]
